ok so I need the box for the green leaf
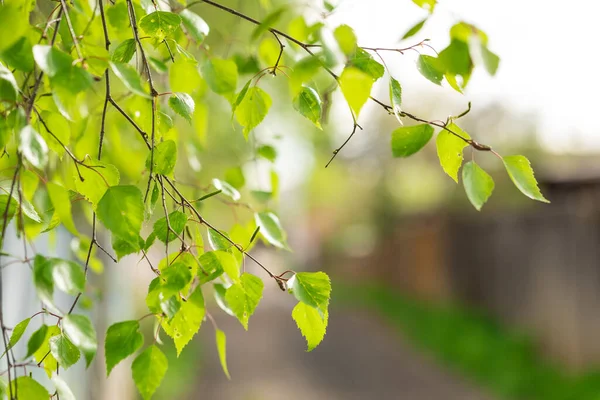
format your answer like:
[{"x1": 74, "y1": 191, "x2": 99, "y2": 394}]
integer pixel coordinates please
[
  {"x1": 207, "y1": 228, "x2": 233, "y2": 251},
  {"x1": 339, "y1": 66, "x2": 373, "y2": 118},
  {"x1": 402, "y1": 18, "x2": 427, "y2": 40},
  {"x1": 27, "y1": 325, "x2": 49, "y2": 358},
  {"x1": 225, "y1": 273, "x2": 264, "y2": 330},
  {"x1": 197, "y1": 251, "x2": 228, "y2": 284},
  {"x1": 255, "y1": 212, "x2": 289, "y2": 250},
  {"x1": 62, "y1": 314, "x2": 97, "y2": 366},
  {"x1": 391, "y1": 124, "x2": 434, "y2": 157},
  {"x1": 215, "y1": 329, "x2": 231, "y2": 379},
  {"x1": 212, "y1": 178, "x2": 240, "y2": 201},
  {"x1": 105, "y1": 320, "x2": 144, "y2": 376},
  {"x1": 258, "y1": 145, "x2": 277, "y2": 162},
  {"x1": 436, "y1": 123, "x2": 471, "y2": 182},
  {"x1": 231, "y1": 79, "x2": 251, "y2": 115},
  {"x1": 97, "y1": 185, "x2": 144, "y2": 250},
  {"x1": 52, "y1": 375, "x2": 76, "y2": 400},
  {"x1": 9, "y1": 377, "x2": 48, "y2": 400},
  {"x1": 389, "y1": 77, "x2": 402, "y2": 122},
  {"x1": 2, "y1": 318, "x2": 30, "y2": 358},
  {"x1": 152, "y1": 211, "x2": 187, "y2": 244},
  {"x1": 132, "y1": 345, "x2": 168, "y2": 400},
  {"x1": 416, "y1": 55, "x2": 444, "y2": 85},
  {"x1": 0, "y1": 62, "x2": 18, "y2": 101},
  {"x1": 412, "y1": 0, "x2": 436, "y2": 12},
  {"x1": 49, "y1": 334, "x2": 80, "y2": 369},
  {"x1": 251, "y1": 7, "x2": 286, "y2": 40},
  {"x1": 139, "y1": 11, "x2": 182, "y2": 41},
  {"x1": 111, "y1": 39, "x2": 137, "y2": 63},
  {"x1": 293, "y1": 86, "x2": 322, "y2": 129},
  {"x1": 19, "y1": 125, "x2": 48, "y2": 169},
  {"x1": 180, "y1": 9, "x2": 210, "y2": 43},
  {"x1": 503, "y1": 155, "x2": 549, "y2": 203},
  {"x1": 110, "y1": 62, "x2": 151, "y2": 98},
  {"x1": 480, "y1": 44, "x2": 500, "y2": 75},
  {"x1": 168, "y1": 92, "x2": 194, "y2": 124},
  {"x1": 49, "y1": 258, "x2": 85, "y2": 296},
  {"x1": 161, "y1": 286, "x2": 205, "y2": 356},
  {"x1": 347, "y1": 48, "x2": 384, "y2": 81},
  {"x1": 146, "y1": 139, "x2": 177, "y2": 175},
  {"x1": 1, "y1": 36, "x2": 34, "y2": 72},
  {"x1": 0, "y1": 5, "x2": 28, "y2": 53},
  {"x1": 234, "y1": 87, "x2": 272, "y2": 139},
  {"x1": 47, "y1": 182, "x2": 78, "y2": 235},
  {"x1": 438, "y1": 39, "x2": 472, "y2": 77},
  {"x1": 288, "y1": 272, "x2": 331, "y2": 313},
  {"x1": 333, "y1": 24, "x2": 357, "y2": 55},
  {"x1": 292, "y1": 301, "x2": 328, "y2": 351},
  {"x1": 73, "y1": 161, "x2": 120, "y2": 207},
  {"x1": 214, "y1": 283, "x2": 234, "y2": 316},
  {"x1": 33, "y1": 255, "x2": 58, "y2": 313},
  {"x1": 33, "y1": 324, "x2": 61, "y2": 377},
  {"x1": 201, "y1": 58, "x2": 238, "y2": 95},
  {"x1": 32, "y1": 45, "x2": 72, "y2": 77},
  {"x1": 225, "y1": 167, "x2": 245, "y2": 189},
  {"x1": 462, "y1": 161, "x2": 494, "y2": 211}
]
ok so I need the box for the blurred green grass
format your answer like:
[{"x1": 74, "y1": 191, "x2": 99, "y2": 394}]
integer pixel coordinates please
[{"x1": 337, "y1": 283, "x2": 600, "y2": 400}]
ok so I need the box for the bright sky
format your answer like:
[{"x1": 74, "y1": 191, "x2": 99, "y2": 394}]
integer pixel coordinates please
[{"x1": 326, "y1": 0, "x2": 600, "y2": 153}]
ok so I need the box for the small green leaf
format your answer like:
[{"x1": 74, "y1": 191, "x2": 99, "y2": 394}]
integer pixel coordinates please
[
  {"x1": 201, "y1": 58, "x2": 238, "y2": 95},
  {"x1": 19, "y1": 125, "x2": 48, "y2": 169},
  {"x1": 255, "y1": 212, "x2": 289, "y2": 250},
  {"x1": 33, "y1": 255, "x2": 58, "y2": 313},
  {"x1": 152, "y1": 211, "x2": 187, "y2": 244},
  {"x1": 97, "y1": 185, "x2": 144, "y2": 251},
  {"x1": 49, "y1": 258, "x2": 85, "y2": 296},
  {"x1": 146, "y1": 139, "x2": 177, "y2": 175},
  {"x1": 52, "y1": 375, "x2": 76, "y2": 400},
  {"x1": 213, "y1": 283, "x2": 234, "y2": 316},
  {"x1": 2, "y1": 318, "x2": 30, "y2": 358},
  {"x1": 234, "y1": 86, "x2": 271, "y2": 139},
  {"x1": 389, "y1": 77, "x2": 402, "y2": 122},
  {"x1": 436, "y1": 123, "x2": 471, "y2": 182},
  {"x1": 132, "y1": 345, "x2": 168, "y2": 400},
  {"x1": 180, "y1": 9, "x2": 210, "y2": 43},
  {"x1": 391, "y1": 124, "x2": 434, "y2": 157},
  {"x1": 73, "y1": 161, "x2": 120, "y2": 207},
  {"x1": 412, "y1": 0, "x2": 436, "y2": 12},
  {"x1": 9, "y1": 377, "x2": 48, "y2": 400},
  {"x1": 288, "y1": 272, "x2": 331, "y2": 313},
  {"x1": 339, "y1": 66, "x2": 373, "y2": 118},
  {"x1": 162, "y1": 286, "x2": 204, "y2": 356},
  {"x1": 347, "y1": 48, "x2": 384, "y2": 81},
  {"x1": 438, "y1": 39, "x2": 472, "y2": 77},
  {"x1": 139, "y1": 11, "x2": 182, "y2": 41},
  {"x1": 292, "y1": 301, "x2": 328, "y2": 351},
  {"x1": 503, "y1": 155, "x2": 549, "y2": 203},
  {"x1": 402, "y1": 18, "x2": 427, "y2": 40},
  {"x1": 47, "y1": 182, "x2": 78, "y2": 235},
  {"x1": 480, "y1": 44, "x2": 500, "y2": 75},
  {"x1": 231, "y1": 79, "x2": 251, "y2": 115},
  {"x1": 27, "y1": 325, "x2": 49, "y2": 358},
  {"x1": 169, "y1": 92, "x2": 195, "y2": 124},
  {"x1": 197, "y1": 251, "x2": 228, "y2": 284},
  {"x1": 333, "y1": 24, "x2": 357, "y2": 55},
  {"x1": 250, "y1": 7, "x2": 286, "y2": 40},
  {"x1": 0, "y1": 62, "x2": 18, "y2": 101},
  {"x1": 215, "y1": 329, "x2": 231, "y2": 379},
  {"x1": 416, "y1": 55, "x2": 444, "y2": 85},
  {"x1": 105, "y1": 320, "x2": 144, "y2": 376},
  {"x1": 212, "y1": 178, "x2": 240, "y2": 201},
  {"x1": 207, "y1": 228, "x2": 233, "y2": 251},
  {"x1": 293, "y1": 86, "x2": 322, "y2": 129},
  {"x1": 225, "y1": 167, "x2": 245, "y2": 189},
  {"x1": 111, "y1": 39, "x2": 136, "y2": 63},
  {"x1": 225, "y1": 273, "x2": 264, "y2": 330},
  {"x1": 32, "y1": 45, "x2": 72, "y2": 77},
  {"x1": 462, "y1": 161, "x2": 494, "y2": 211},
  {"x1": 110, "y1": 62, "x2": 150, "y2": 98},
  {"x1": 62, "y1": 314, "x2": 97, "y2": 366},
  {"x1": 258, "y1": 145, "x2": 276, "y2": 162},
  {"x1": 0, "y1": 5, "x2": 28, "y2": 53},
  {"x1": 49, "y1": 334, "x2": 80, "y2": 369}
]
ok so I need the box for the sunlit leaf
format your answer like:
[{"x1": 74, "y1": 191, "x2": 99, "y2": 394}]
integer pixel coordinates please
[
  {"x1": 111, "y1": 39, "x2": 136, "y2": 63},
  {"x1": 146, "y1": 139, "x2": 177, "y2": 175},
  {"x1": 436, "y1": 122, "x2": 471, "y2": 182},
  {"x1": 462, "y1": 161, "x2": 494, "y2": 211},
  {"x1": 169, "y1": 92, "x2": 195, "y2": 124},
  {"x1": 292, "y1": 301, "x2": 328, "y2": 351},
  {"x1": 391, "y1": 124, "x2": 434, "y2": 157},
  {"x1": 503, "y1": 155, "x2": 549, "y2": 203},
  {"x1": 215, "y1": 329, "x2": 231, "y2": 379},
  {"x1": 132, "y1": 345, "x2": 168, "y2": 400},
  {"x1": 225, "y1": 273, "x2": 263, "y2": 330},
  {"x1": 416, "y1": 55, "x2": 443, "y2": 85},
  {"x1": 62, "y1": 314, "x2": 97, "y2": 366},
  {"x1": 180, "y1": 9, "x2": 210, "y2": 43},
  {"x1": 293, "y1": 86, "x2": 322, "y2": 129},
  {"x1": 105, "y1": 320, "x2": 144, "y2": 376},
  {"x1": 139, "y1": 11, "x2": 182, "y2": 41},
  {"x1": 110, "y1": 62, "x2": 151, "y2": 98},
  {"x1": 234, "y1": 87, "x2": 271, "y2": 139},
  {"x1": 255, "y1": 211, "x2": 289, "y2": 250},
  {"x1": 49, "y1": 334, "x2": 80, "y2": 369},
  {"x1": 339, "y1": 66, "x2": 373, "y2": 118},
  {"x1": 402, "y1": 18, "x2": 427, "y2": 40},
  {"x1": 162, "y1": 286, "x2": 204, "y2": 356}
]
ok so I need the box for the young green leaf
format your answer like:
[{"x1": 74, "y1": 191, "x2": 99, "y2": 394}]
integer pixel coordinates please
[
  {"x1": 255, "y1": 211, "x2": 289, "y2": 250},
  {"x1": 9, "y1": 377, "x2": 49, "y2": 400},
  {"x1": 146, "y1": 139, "x2": 177, "y2": 175},
  {"x1": 225, "y1": 273, "x2": 264, "y2": 330},
  {"x1": 49, "y1": 258, "x2": 85, "y2": 296},
  {"x1": 0, "y1": 62, "x2": 18, "y2": 101},
  {"x1": 132, "y1": 345, "x2": 168, "y2": 400},
  {"x1": 212, "y1": 178, "x2": 240, "y2": 201},
  {"x1": 52, "y1": 375, "x2": 76, "y2": 400},
  {"x1": 197, "y1": 251, "x2": 227, "y2": 284},
  {"x1": 293, "y1": 86, "x2": 322, "y2": 129},
  {"x1": 152, "y1": 211, "x2": 188, "y2": 244},
  {"x1": 169, "y1": 92, "x2": 195, "y2": 124},
  {"x1": 34, "y1": 325, "x2": 61, "y2": 377},
  {"x1": 436, "y1": 123, "x2": 471, "y2": 182},
  {"x1": 412, "y1": 0, "x2": 436, "y2": 13},
  {"x1": 47, "y1": 182, "x2": 78, "y2": 235},
  {"x1": 462, "y1": 161, "x2": 494, "y2": 211},
  {"x1": 214, "y1": 284, "x2": 234, "y2": 316},
  {"x1": 110, "y1": 62, "x2": 151, "y2": 98},
  {"x1": 234, "y1": 86, "x2": 272, "y2": 139},
  {"x1": 32, "y1": 45, "x2": 72, "y2": 77},
  {"x1": 73, "y1": 161, "x2": 120, "y2": 207},
  {"x1": 97, "y1": 185, "x2": 144, "y2": 250},
  {"x1": 333, "y1": 24, "x2": 357, "y2": 55},
  {"x1": 416, "y1": 55, "x2": 444, "y2": 85},
  {"x1": 438, "y1": 39, "x2": 472, "y2": 77},
  {"x1": 401, "y1": 18, "x2": 427, "y2": 40},
  {"x1": 105, "y1": 320, "x2": 144, "y2": 376},
  {"x1": 111, "y1": 39, "x2": 136, "y2": 63},
  {"x1": 139, "y1": 11, "x2": 182, "y2": 41},
  {"x1": 0, "y1": 5, "x2": 28, "y2": 53},
  {"x1": 19, "y1": 125, "x2": 48, "y2": 169},
  {"x1": 49, "y1": 334, "x2": 80, "y2": 369},
  {"x1": 2, "y1": 317, "x2": 30, "y2": 358},
  {"x1": 292, "y1": 301, "x2": 328, "y2": 351},
  {"x1": 201, "y1": 58, "x2": 238, "y2": 95},
  {"x1": 215, "y1": 329, "x2": 231, "y2": 379},
  {"x1": 207, "y1": 228, "x2": 233, "y2": 251},
  {"x1": 347, "y1": 48, "x2": 385, "y2": 81},
  {"x1": 389, "y1": 77, "x2": 402, "y2": 122},
  {"x1": 480, "y1": 44, "x2": 500, "y2": 75},
  {"x1": 288, "y1": 271, "x2": 331, "y2": 313},
  {"x1": 161, "y1": 286, "x2": 205, "y2": 356},
  {"x1": 33, "y1": 255, "x2": 58, "y2": 313},
  {"x1": 257, "y1": 145, "x2": 277, "y2": 162},
  {"x1": 391, "y1": 124, "x2": 434, "y2": 157},
  {"x1": 180, "y1": 9, "x2": 210, "y2": 43},
  {"x1": 62, "y1": 314, "x2": 97, "y2": 366},
  {"x1": 231, "y1": 79, "x2": 252, "y2": 115},
  {"x1": 503, "y1": 155, "x2": 549, "y2": 203},
  {"x1": 339, "y1": 66, "x2": 373, "y2": 118},
  {"x1": 27, "y1": 325, "x2": 49, "y2": 358}
]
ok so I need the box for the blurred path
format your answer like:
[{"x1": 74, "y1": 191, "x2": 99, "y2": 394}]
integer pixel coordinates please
[{"x1": 193, "y1": 297, "x2": 493, "y2": 400}]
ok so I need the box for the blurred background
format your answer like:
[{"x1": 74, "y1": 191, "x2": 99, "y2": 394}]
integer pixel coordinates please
[{"x1": 5, "y1": 0, "x2": 600, "y2": 399}]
